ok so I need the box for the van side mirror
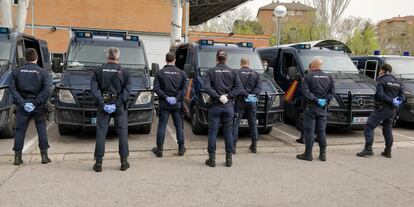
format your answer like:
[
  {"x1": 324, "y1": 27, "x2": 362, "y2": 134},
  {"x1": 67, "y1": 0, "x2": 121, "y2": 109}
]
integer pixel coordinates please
[
  {"x1": 151, "y1": 63, "x2": 160, "y2": 77},
  {"x1": 288, "y1": 66, "x2": 300, "y2": 80},
  {"x1": 183, "y1": 63, "x2": 194, "y2": 78},
  {"x1": 52, "y1": 58, "x2": 63, "y2": 73}
]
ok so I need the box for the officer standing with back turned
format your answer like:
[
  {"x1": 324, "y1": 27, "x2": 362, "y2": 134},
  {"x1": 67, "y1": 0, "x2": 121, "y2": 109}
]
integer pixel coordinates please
[
  {"x1": 204, "y1": 50, "x2": 242, "y2": 167},
  {"x1": 357, "y1": 64, "x2": 404, "y2": 158},
  {"x1": 91, "y1": 47, "x2": 132, "y2": 172},
  {"x1": 152, "y1": 52, "x2": 187, "y2": 157},
  {"x1": 297, "y1": 59, "x2": 335, "y2": 162},
  {"x1": 233, "y1": 57, "x2": 261, "y2": 154},
  {"x1": 9, "y1": 48, "x2": 52, "y2": 165}
]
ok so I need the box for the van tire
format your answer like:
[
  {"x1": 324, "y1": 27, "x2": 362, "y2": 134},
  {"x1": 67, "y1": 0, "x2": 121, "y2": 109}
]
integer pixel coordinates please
[
  {"x1": 258, "y1": 127, "x2": 273, "y2": 134},
  {"x1": 58, "y1": 124, "x2": 71, "y2": 135},
  {"x1": 139, "y1": 124, "x2": 151, "y2": 134},
  {"x1": 191, "y1": 106, "x2": 207, "y2": 135},
  {"x1": 0, "y1": 110, "x2": 16, "y2": 138}
]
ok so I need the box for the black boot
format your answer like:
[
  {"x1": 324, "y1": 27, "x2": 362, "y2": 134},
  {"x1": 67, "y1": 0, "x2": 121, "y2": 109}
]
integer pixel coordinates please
[
  {"x1": 296, "y1": 147, "x2": 313, "y2": 161},
  {"x1": 226, "y1": 152, "x2": 233, "y2": 167},
  {"x1": 249, "y1": 141, "x2": 257, "y2": 153},
  {"x1": 120, "y1": 156, "x2": 130, "y2": 171},
  {"x1": 14, "y1": 151, "x2": 23, "y2": 166},
  {"x1": 232, "y1": 142, "x2": 237, "y2": 154},
  {"x1": 93, "y1": 157, "x2": 103, "y2": 172},
  {"x1": 319, "y1": 147, "x2": 326, "y2": 161},
  {"x1": 296, "y1": 137, "x2": 304, "y2": 144},
  {"x1": 205, "y1": 153, "x2": 216, "y2": 167},
  {"x1": 381, "y1": 147, "x2": 392, "y2": 158},
  {"x1": 178, "y1": 144, "x2": 186, "y2": 156},
  {"x1": 152, "y1": 145, "x2": 163, "y2": 158},
  {"x1": 40, "y1": 149, "x2": 51, "y2": 164},
  {"x1": 357, "y1": 145, "x2": 374, "y2": 157}
]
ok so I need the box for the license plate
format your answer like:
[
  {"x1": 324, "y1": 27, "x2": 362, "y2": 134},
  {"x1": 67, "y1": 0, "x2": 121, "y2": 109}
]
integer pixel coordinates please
[
  {"x1": 110, "y1": 118, "x2": 115, "y2": 125},
  {"x1": 240, "y1": 119, "x2": 248, "y2": 126},
  {"x1": 353, "y1": 117, "x2": 368, "y2": 123},
  {"x1": 91, "y1": 117, "x2": 97, "y2": 124}
]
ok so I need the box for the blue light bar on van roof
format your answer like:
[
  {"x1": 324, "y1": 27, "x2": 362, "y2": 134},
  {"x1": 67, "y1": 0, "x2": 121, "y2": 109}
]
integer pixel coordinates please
[
  {"x1": 124, "y1": 35, "x2": 139, "y2": 41},
  {"x1": 199, "y1": 39, "x2": 214, "y2": 46},
  {"x1": 75, "y1": 31, "x2": 92, "y2": 38},
  {"x1": 403, "y1": 51, "x2": 410, "y2": 56},
  {"x1": 0, "y1": 27, "x2": 10, "y2": 34},
  {"x1": 373, "y1": 50, "x2": 381, "y2": 55},
  {"x1": 291, "y1": 44, "x2": 311, "y2": 50},
  {"x1": 237, "y1": 42, "x2": 253, "y2": 48}
]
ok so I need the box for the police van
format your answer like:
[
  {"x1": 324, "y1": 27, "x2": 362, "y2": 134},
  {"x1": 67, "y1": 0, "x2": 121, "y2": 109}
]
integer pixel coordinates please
[
  {"x1": 0, "y1": 27, "x2": 52, "y2": 137},
  {"x1": 52, "y1": 30, "x2": 156, "y2": 135},
  {"x1": 258, "y1": 41, "x2": 377, "y2": 129},
  {"x1": 351, "y1": 52, "x2": 414, "y2": 123},
  {"x1": 171, "y1": 40, "x2": 284, "y2": 135}
]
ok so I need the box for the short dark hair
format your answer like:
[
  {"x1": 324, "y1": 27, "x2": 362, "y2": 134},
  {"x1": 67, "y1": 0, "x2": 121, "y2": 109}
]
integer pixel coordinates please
[
  {"x1": 216, "y1": 50, "x2": 227, "y2": 63},
  {"x1": 381, "y1": 64, "x2": 392, "y2": 73},
  {"x1": 25, "y1": 48, "x2": 38, "y2": 62},
  {"x1": 166, "y1": 52, "x2": 176, "y2": 63}
]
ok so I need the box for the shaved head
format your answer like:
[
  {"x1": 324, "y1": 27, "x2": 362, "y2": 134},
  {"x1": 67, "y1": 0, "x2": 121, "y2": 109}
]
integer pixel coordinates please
[{"x1": 310, "y1": 58, "x2": 323, "y2": 71}]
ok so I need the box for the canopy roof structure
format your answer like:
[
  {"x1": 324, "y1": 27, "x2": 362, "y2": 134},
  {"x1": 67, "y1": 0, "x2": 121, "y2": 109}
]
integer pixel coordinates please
[{"x1": 189, "y1": 0, "x2": 249, "y2": 25}]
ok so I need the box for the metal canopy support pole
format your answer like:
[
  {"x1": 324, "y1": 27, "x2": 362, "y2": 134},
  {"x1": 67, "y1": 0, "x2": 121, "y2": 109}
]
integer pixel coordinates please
[
  {"x1": 0, "y1": 0, "x2": 13, "y2": 28},
  {"x1": 171, "y1": 0, "x2": 183, "y2": 46},
  {"x1": 185, "y1": 0, "x2": 189, "y2": 43},
  {"x1": 16, "y1": 0, "x2": 30, "y2": 33},
  {"x1": 31, "y1": 0, "x2": 34, "y2": 36}
]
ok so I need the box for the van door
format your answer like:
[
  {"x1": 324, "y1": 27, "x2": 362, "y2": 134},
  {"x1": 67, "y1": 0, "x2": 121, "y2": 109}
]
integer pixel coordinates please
[{"x1": 364, "y1": 59, "x2": 379, "y2": 80}]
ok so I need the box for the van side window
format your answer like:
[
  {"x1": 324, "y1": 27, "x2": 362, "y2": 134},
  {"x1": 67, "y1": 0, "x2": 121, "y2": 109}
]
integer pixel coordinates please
[
  {"x1": 365, "y1": 60, "x2": 379, "y2": 80},
  {"x1": 282, "y1": 53, "x2": 297, "y2": 79},
  {"x1": 175, "y1": 46, "x2": 188, "y2": 70},
  {"x1": 41, "y1": 47, "x2": 50, "y2": 65},
  {"x1": 15, "y1": 40, "x2": 25, "y2": 68}
]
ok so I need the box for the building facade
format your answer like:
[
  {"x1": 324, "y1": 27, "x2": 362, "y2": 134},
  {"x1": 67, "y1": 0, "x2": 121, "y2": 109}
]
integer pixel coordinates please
[{"x1": 377, "y1": 16, "x2": 414, "y2": 55}]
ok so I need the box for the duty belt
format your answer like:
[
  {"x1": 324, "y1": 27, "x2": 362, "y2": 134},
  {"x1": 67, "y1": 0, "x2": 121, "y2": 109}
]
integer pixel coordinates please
[{"x1": 103, "y1": 93, "x2": 118, "y2": 104}]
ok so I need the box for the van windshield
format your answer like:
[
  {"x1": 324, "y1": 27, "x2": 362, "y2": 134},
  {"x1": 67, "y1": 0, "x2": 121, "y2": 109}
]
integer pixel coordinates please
[
  {"x1": 300, "y1": 51, "x2": 358, "y2": 73},
  {"x1": 385, "y1": 57, "x2": 414, "y2": 79},
  {"x1": 0, "y1": 40, "x2": 11, "y2": 63},
  {"x1": 67, "y1": 42, "x2": 146, "y2": 70},
  {"x1": 198, "y1": 49, "x2": 264, "y2": 75}
]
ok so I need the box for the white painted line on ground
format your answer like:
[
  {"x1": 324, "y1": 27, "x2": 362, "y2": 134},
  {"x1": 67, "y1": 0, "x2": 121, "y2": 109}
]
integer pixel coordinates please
[
  {"x1": 273, "y1": 127, "x2": 298, "y2": 139},
  {"x1": 22, "y1": 122, "x2": 54, "y2": 154},
  {"x1": 167, "y1": 124, "x2": 178, "y2": 143},
  {"x1": 374, "y1": 128, "x2": 414, "y2": 141}
]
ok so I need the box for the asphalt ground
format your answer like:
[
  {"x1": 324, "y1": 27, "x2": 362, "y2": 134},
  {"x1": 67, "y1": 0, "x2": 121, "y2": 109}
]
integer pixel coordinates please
[{"x1": 0, "y1": 115, "x2": 414, "y2": 207}]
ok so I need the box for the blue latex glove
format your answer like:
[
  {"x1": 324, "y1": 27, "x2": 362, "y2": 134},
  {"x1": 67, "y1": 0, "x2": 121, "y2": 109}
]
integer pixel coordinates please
[
  {"x1": 245, "y1": 94, "x2": 258, "y2": 103},
  {"x1": 393, "y1": 97, "x2": 402, "y2": 107},
  {"x1": 166, "y1": 97, "x2": 177, "y2": 105},
  {"x1": 24, "y1": 103, "x2": 35, "y2": 112},
  {"x1": 317, "y1": 99, "x2": 327, "y2": 107},
  {"x1": 103, "y1": 104, "x2": 116, "y2": 114}
]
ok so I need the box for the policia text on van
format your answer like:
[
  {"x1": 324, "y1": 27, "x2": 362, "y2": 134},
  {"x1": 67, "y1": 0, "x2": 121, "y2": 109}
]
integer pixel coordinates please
[
  {"x1": 52, "y1": 30, "x2": 156, "y2": 135},
  {"x1": 171, "y1": 40, "x2": 284, "y2": 135},
  {"x1": 0, "y1": 27, "x2": 52, "y2": 138},
  {"x1": 258, "y1": 42, "x2": 377, "y2": 129}
]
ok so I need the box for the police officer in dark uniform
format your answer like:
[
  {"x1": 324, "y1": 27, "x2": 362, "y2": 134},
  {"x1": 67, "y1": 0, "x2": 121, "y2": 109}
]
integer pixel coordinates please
[
  {"x1": 91, "y1": 47, "x2": 132, "y2": 172},
  {"x1": 357, "y1": 64, "x2": 404, "y2": 158},
  {"x1": 9, "y1": 48, "x2": 52, "y2": 165},
  {"x1": 152, "y1": 52, "x2": 187, "y2": 157},
  {"x1": 204, "y1": 50, "x2": 242, "y2": 167},
  {"x1": 297, "y1": 59, "x2": 335, "y2": 161},
  {"x1": 233, "y1": 57, "x2": 261, "y2": 154}
]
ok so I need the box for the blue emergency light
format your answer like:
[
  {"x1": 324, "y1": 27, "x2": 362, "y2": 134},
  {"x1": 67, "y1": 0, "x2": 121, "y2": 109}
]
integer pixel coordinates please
[
  {"x1": 125, "y1": 35, "x2": 139, "y2": 41},
  {"x1": 0, "y1": 27, "x2": 10, "y2": 34},
  {"x1": 373, "y1": 50, "x2": 381, "y2": 55},
  {"x1": 199, "y1": 39, "x2": 214, "y2": 46},
  {"x1": 403, "y1": 51, "x2": 410, "y2": 56},
  {"x1": 237, "y1": 42, "x2": 253, "y2": 48},
  {"x1": 75, "y1": 31, "x2": 92, "y2": 38},
  {"x1": 291, "y1": 44, "x2": 311, "y2": 50}
]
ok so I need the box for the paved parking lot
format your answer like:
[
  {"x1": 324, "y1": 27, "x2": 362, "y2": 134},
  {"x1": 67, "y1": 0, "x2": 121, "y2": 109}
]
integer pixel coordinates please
[{"x1": 1, "y1": 116, "x2": 414, "y2": 207}]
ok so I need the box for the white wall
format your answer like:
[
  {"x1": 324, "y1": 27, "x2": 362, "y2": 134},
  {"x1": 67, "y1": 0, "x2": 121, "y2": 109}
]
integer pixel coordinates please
[{"x1": 139, "y1": 34, "x2": 171, "y2": 68}]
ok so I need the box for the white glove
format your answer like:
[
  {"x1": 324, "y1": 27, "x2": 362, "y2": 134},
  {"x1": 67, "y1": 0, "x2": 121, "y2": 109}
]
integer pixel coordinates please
[{"x1": 219, "y1": 95, "x2": 228, "y2": 104}]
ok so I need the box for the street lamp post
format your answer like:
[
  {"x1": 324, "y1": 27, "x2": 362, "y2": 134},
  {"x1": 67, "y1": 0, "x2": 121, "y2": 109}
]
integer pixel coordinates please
[{"x1": 274, "y1": 5, "x2": 287, "y2": 46}]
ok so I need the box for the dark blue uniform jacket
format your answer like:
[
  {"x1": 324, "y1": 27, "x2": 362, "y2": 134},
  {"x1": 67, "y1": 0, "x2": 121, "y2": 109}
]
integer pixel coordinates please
[
  {"x1": 302, "y1": 69, "x2": 335, "y2": 105},
  {"x1": 153, "y1": 65, "x2": 187, "y2": 109},
  {"x1": 237, "y1": 66, "x2": 261, "y2": 98},
  {"x1": 375, "y1": 73, "x2": 404, "y2": 107},
  {"x1": 204, "y1": 63, "x2": 242, "y2": 103}
]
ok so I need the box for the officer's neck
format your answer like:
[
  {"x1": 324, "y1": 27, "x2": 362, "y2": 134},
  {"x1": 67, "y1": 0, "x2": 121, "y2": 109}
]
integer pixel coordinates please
[
  {"x1": 241, "y1": 65, "x2": 249, "y2": 69},
  {"x1": 27, "y1": 61, "x2": 37, "y2": 64},
  {"x1": 107, "y1": 60, "x2": 119, "y2": 64},
  {"x1": 166, "y1": 63, "x2": 175, "y2": 66}
]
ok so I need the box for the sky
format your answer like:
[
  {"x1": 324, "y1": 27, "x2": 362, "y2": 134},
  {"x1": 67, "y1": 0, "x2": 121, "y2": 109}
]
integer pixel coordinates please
[{"x1": 242, "y1": 0, "x2": 414, "y2": 23}]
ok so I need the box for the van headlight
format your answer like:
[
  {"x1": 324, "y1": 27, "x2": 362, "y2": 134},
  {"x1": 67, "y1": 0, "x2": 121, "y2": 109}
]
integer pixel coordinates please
[
  {"x1": 329, "y1": 98, "x2": 340, "y2": 107},
  {"x1": 272, "y1": 95, "x2": 280, "y2": 108},
  {"x1": 135, "y1": 91, "x2": 152, "y2": 105},
  {"x1": 0, "y1": 89, "x2": 4, "y2": 101},
  {"x1": 58, "y1": 89, "x2": 76, "y2": 104},
  {"x1": 201, "y1": 92, "x2": 211, "y2": 103}
]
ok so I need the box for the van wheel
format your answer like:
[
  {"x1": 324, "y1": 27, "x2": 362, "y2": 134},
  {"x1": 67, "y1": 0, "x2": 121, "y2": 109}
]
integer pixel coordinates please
[
  {"x1": 58, "y1": 124, "x2": 71, "y2": 135},
  {"x1": 0, "y1": 110, "x2": 16, "y2": 138},
  {"x1": 295, "y1": 112, "x2": 304, "y2": 131},
  {"x1": 258, "y1": 127, "x2": 273, "y2": 134},
  {"x1": 191, "y1": 107, "x2": 207, "y2": 135},
  {"x1": 139, "y1": 124, "x2": 151, "y2": 134}
]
